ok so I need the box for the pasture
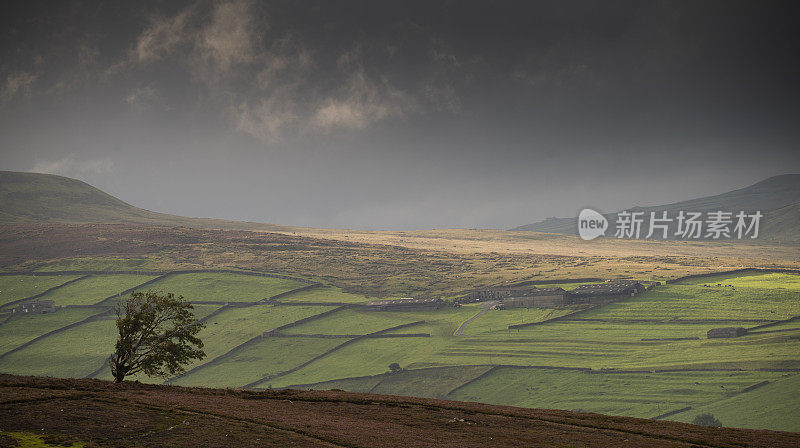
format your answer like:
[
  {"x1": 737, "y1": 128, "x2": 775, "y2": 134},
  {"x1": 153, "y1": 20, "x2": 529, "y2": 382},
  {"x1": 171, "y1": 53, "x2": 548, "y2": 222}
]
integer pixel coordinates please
[
  {"x1": 0, "y1": 318, "x2": 116, "y2": 378},
  {"x1": 0, "y1": 274, "x2": 81, "y2": 308},
  {"x1": 265, "y1": 334, "x2": 450, "y2": 388},
  {"x1": 0, "y1": 307, "x2": 100, "y2": 355},
  {"x1": 267, "y1": 271, "x2": 800, "y2": 430},
  {"x1": 274, "y1": 285, "x2": 370, "y2": 304},
  {"x1": 0, "y1": 268, "x2": 797, "y2": 431},
  {"x1": 582, "y1": 272, "x2": 800, "y2": 321},
  {"x1": 173, "y1": 336, "x2": 345, "y2": 388},
  {"x1": 671, "y1": 372, "x2": 800, "y2": 432},
  {"x1": 184, "y1": 304, "x2": 336, "y2": 370},
  {"x1": 190, "y1": 303, "x2": 225, "y2": 320},
  {"x1": 291, "y1": 365, "x2": 495, "y2": 397},
  {"x1": 461, "y1": 307, "x2": 573, "y2": 335},
  {"x1": 280, "y1": 307, "x2": 470, "y2": 336},
  {"x1": 448, "y1": 367, "x2": 789, "y2": 418},
  {"x1": 145, "y1": 272, "x2": 307, "y2": 302},
  {"x1": 36, "y1": 274, "x2": 158, "y2": 306}
]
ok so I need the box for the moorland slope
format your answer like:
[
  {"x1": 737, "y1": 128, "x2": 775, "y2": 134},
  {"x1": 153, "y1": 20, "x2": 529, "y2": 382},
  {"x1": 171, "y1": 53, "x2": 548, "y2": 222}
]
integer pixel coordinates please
[
  {"x1": 1, "y1": 374, "x2": 798, "y2": 448},
  {"x1": 0, "y1": 171, "x2": 289, "y2": 232}
]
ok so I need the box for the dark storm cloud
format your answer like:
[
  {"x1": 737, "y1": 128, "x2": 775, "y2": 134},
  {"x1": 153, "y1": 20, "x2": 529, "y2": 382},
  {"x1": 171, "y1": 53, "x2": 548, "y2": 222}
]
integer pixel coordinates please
[{"x1": 1, "y1": 1, "x2": 799, "y2": 229}]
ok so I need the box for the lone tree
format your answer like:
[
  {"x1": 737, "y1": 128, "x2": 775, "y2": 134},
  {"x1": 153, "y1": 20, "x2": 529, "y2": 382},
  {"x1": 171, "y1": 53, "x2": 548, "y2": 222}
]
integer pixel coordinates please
[
  {"x1": 388, "y1": 363, "x2": 402, "y2": 373},
  {"x1": 692, "y1": 413, "x2": 723, "y2": 427},
  {"x1": 110, "y1": 290, "x2": 205, "y2": 383}
]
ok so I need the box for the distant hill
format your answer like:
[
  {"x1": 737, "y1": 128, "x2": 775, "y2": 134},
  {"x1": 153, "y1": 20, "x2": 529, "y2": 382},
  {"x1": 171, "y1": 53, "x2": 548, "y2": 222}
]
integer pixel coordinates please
[
  {"x1": 2, "y1": 171, "x2": 797, "y2": 241},
  {"x1": 0, "y1": 171, "x2": 289, "y2": 232},
  {"x1": 512, "y1": 174, "x2": 800, "y2": 241}
]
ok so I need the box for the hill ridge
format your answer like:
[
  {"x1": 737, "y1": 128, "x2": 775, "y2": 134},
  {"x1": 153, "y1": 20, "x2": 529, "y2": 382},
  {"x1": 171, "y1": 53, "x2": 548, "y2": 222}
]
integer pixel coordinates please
[
  {"x1": 512, "y1": 174, "x2": 800, "y2": 240},
  {"x1": 0, "y1": 170, "x2": 291, "y2": 232}
]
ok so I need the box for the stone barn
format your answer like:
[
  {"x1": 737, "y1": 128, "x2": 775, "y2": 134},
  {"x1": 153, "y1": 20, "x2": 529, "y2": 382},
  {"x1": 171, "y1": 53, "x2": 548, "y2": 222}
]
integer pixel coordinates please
[
  {"x1": 501, "y1": 287, "x2": 567, "y2": 308},
  {"x1": 464, "y1": 286, "x2": 567, "y2": 308},
  {"x1": 566, "y1": 281, "x2": 645, "y2": 305},
  {"x1": 707, "y1": 327, "x2": 747, "y2": 338}
]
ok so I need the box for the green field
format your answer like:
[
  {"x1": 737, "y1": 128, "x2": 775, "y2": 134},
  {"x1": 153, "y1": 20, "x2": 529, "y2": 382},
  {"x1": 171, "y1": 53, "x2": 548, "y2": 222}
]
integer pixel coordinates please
[
  {"x1": 291, "y1": 365, "x2": 791, "y2": 421},
  {"x1": 582, "y1": 272, "x2": 800, "y2": 321},
  {"x1": 0, "y1": 317, "x2": 116, "y2": 378},
  {"x1": 263, "y1": 271, "x2": 800, "y2": 430},
  {"x1": 183, "y1": 304, "x2": 336, "y2": 370},
  {"x1": 35, "y1": 274, "x2": 158, "y2": 306},
  {"x1": 1, "y1": 269, "x2": 798, "y2": 431},
  {"x1": 0, "y1": 307, "x2": 101, "y2": 355},
  {"x1": 0, "y1": 274, "x2": 81, "y2": 308},
  {"x1": 274, "y1": 285, "x2": 370, "y2": 303},
  {"x1": 749, "y1": 319, "x2": 800, "y2": 332},
  {"x1": 291, "y1": 365, "x2": 494, "y2": 397},
  {"x1": 462, "y1": 307, "x2": 573, "y2": 335},
  {"x1": 145, "y1": 272, "x2": 306, "y2": 302},
  {"x1": 283, "y1": 309, "x2": 418, "y2": 335},
  {"x1": 671, "y1": 372, "x2": 800, "y2": 432},
  {"x1": 448, "y1": 367, "x2": 791, "y2": 417},
  {"x1": 191, "y1": 303, "x2": 224, "y2": 320},
  {"x1": 173, "y1": 336, "x2": 344, "y2": 388},
  {"x1": 266, "y1": 334, "x2": 455, "y2": 388}
]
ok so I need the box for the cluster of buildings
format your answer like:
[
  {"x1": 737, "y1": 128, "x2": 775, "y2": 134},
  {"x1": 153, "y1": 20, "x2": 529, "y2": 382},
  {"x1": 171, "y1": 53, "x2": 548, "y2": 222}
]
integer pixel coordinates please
[
  {"x1": 362, "y1": 280, "x2": 650, "y2": 311},
  {"x1": 461, "y1": 280, "x2": 647, "y2": 308},
  {"x1": 9, "y1": 299, "x2": 58, "y2": 314},
  {"x1": 467, "y1": 286, "x2": 569, "y2": 308}
]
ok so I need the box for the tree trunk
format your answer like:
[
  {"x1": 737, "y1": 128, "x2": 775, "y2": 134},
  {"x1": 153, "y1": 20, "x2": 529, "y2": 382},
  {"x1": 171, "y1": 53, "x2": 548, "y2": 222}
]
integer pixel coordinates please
[{"x1": 110, "y1": 356, "x2": 127, "y2": 383}]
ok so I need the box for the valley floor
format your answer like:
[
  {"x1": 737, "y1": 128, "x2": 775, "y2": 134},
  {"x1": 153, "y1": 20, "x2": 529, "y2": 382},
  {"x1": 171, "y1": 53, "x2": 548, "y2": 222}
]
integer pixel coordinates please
[{"x1": 1, "y1": 267, "x2": 799, "y2": 432}]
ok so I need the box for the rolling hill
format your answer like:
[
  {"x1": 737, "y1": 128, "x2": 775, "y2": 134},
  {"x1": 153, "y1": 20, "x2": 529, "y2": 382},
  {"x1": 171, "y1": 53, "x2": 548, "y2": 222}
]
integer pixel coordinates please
[
  {"x1": 512, "y1": 174, "x2": 800, "y2": 241},
  {"x1": 3, "y1": 170, "x2": 798, "y2": 243},
  {"x1": 0, "y1": 170, "x2": 289, "y2": 232}
]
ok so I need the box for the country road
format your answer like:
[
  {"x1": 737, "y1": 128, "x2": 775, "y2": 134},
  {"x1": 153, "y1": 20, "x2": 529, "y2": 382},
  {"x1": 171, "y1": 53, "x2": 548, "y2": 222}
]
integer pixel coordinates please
[{"x1": 455, "y1": 301, "x2": 498, "y2": 336}]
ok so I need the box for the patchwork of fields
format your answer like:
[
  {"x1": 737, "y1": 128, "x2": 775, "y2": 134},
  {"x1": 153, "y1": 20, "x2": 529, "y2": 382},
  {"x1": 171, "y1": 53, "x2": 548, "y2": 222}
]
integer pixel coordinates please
[{"x1": 0, "y1": 268, "x2": 798, "y2": 431}]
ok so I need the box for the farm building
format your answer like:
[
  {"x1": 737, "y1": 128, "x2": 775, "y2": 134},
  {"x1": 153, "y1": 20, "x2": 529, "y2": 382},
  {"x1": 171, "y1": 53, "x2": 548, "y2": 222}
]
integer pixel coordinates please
[
  {"x1": 566, "y1": 281, "x2": 645, "y2": 304},
  {"x1": 707, "y1": 327, "x2": 748, "y2": 338},
  {"x1": 501, "y1": 288, "x2": 567, "y2": 308},
  {"x1": 465, "y1": 286, "x2": 568, "y2": 308},
  {"x1": 12, "y1": 299, "x2": 57, "y2": 314},
  {"x1": 366, "y1": 297, "x2": 444, "y2": 311}
]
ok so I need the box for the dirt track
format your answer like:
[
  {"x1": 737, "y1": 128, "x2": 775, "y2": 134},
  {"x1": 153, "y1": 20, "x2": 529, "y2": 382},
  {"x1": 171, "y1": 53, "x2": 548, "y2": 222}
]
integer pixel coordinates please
[
  {"x1": 1, "y1": 374, "x2": 798, "y2": 447},
  {"x1": 455, "y1": 301, "x2": 496, "y2": 336}
]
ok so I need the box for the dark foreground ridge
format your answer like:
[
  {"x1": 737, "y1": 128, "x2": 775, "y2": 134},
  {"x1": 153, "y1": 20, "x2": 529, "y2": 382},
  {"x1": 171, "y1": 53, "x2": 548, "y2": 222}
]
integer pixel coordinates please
[{"x1": 0, "y1": 375, "x2": 798, "y2": 447}]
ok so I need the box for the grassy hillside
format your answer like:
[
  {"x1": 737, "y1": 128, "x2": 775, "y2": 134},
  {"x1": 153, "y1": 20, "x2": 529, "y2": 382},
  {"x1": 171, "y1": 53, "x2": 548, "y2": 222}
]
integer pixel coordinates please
[
  {"x1": 671, "y1": 372, "x2": 800, "y2": 432},
  {"x1": 512, "y1": 174, "x2": 800, "y2": 241},
  {"x1": 3, "y1": 375, "x2": 799, "y2": 448},
  {"x1": 0, "y1": 171, "x2": 291, "y2": 232},
  {"x1": 0, "y1": 171, "x2": 138, "y2": 223}
]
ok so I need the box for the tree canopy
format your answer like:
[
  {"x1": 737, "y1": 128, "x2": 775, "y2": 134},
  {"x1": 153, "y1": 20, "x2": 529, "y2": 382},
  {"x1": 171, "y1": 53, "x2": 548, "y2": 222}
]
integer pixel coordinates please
[
  {"x1": 692, "y1": 413, "x2": 723, "y2": 427},
  {"x1": 110, "y1": 290, "x2": 205, "y2": 383}
]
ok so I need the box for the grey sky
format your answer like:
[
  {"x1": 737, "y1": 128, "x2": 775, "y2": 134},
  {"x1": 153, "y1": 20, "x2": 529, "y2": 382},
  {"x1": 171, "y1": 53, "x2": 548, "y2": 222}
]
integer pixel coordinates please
[{"x1": 1, "y1": 1, "x2": 799, "y2": 229}]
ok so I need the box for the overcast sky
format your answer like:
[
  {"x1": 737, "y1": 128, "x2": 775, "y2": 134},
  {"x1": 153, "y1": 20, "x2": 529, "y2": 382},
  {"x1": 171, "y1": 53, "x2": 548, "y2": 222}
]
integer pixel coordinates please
[{"x1": 1, "y1": 1, "x2": 798, "y2": 230}]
